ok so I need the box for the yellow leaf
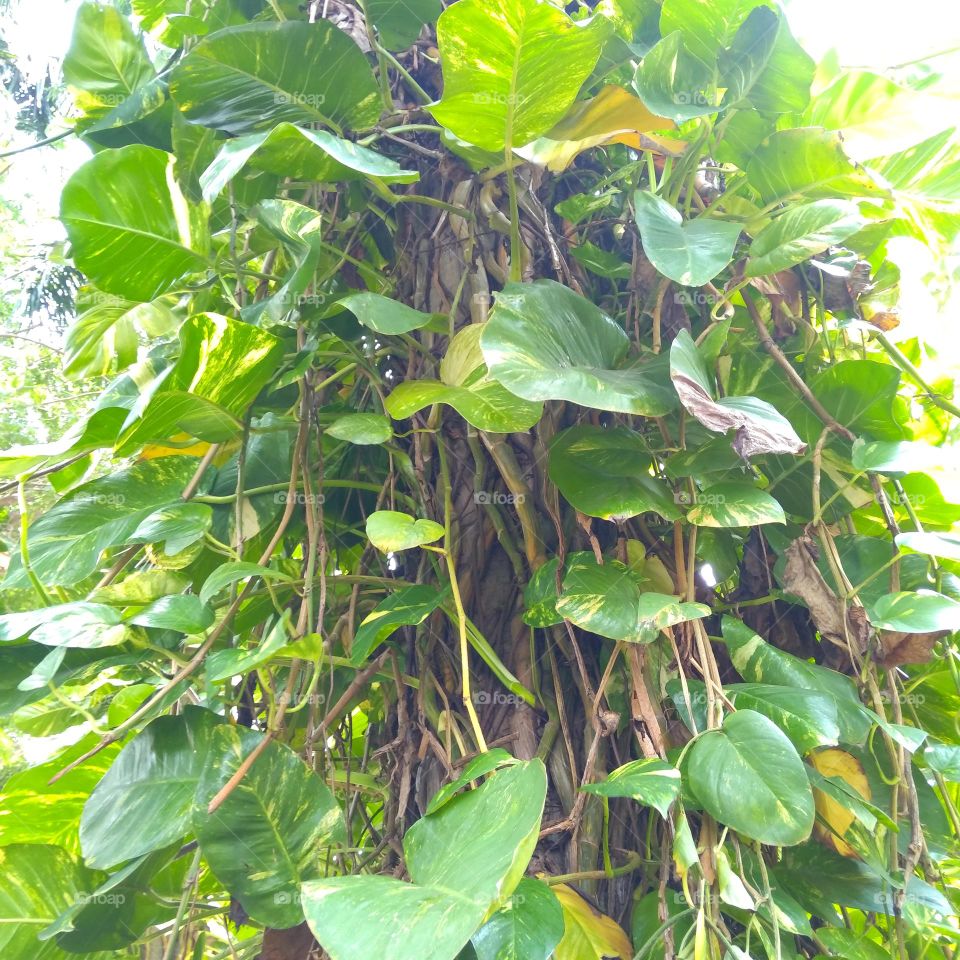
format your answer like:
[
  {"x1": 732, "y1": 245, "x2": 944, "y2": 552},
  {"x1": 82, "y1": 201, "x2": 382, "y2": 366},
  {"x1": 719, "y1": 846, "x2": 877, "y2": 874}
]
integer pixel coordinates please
[
  {"x1": 553, "y1": 883, "x2": 633, "y2": 960},
  {"x1": 517, "y1": 85, "x2": 682, "y2": 172},
  {"x1": 810, "y1": 747, "x2": 871, "y2": 857},
  {"x1": 140, "y1": 433, "x2": 212, "y2": 460}
]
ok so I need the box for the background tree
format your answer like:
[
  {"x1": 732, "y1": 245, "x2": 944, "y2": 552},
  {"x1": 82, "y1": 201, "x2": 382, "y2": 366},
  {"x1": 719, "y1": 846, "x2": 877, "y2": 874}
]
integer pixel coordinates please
[{"x1": 1, "y1": 1, "x2": 960, "y2": 959}]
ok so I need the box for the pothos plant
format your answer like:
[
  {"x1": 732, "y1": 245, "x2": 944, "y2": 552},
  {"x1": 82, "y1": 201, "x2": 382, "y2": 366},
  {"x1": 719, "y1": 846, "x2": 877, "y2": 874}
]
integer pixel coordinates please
[{"x1": 1, "y1": 0, "x2": 959, "y2": 958}]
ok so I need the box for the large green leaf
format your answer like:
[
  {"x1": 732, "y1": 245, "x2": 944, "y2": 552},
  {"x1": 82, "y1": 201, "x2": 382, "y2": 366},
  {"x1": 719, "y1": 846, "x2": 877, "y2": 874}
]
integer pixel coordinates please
[
  {"x1": 548, "y1": 425, "x2": 680, "y2": 521},
  {"x1": 194, "y1": 726, "x2": 345, "y2": 928},
  {"x1": 0, "y1": 844, "x2": 107, "y2": 960},
  {"x1": 686, "y1": 709, "x2": 815, "y2": 845},
  {"x1": 556, "y1": 557, "x2": 708, "y2": 643},
  {"x1": 472, "y1": 877, "x2": 564, "y2": 960},
  {"x1": 867, "y1": 591, "x2": 960, "y2": 634},
  {"x1": 659, "y1": 0, "x2": 763, "y2": 69},
  {"x1": 118, "y1": 312, "x2": 285, "y2": 448},
  {"x1": 745, "y1": 200, "x2": 866, "y2": 277},
  {"x1": 63, "y1": 1, "x2": 163, "y2": 134},
  {"x1": 326, "y1": 413, "x2": 393, "y2": 446},
  {"x1": 720, "y1": 617, "x2": 871, "y2": 745},
  {"x1": 670, "y1": 330, "x2": 805, "y2": 457},
  {"x1": 746, "y1": 127, "x2": 888, "y2": 204},
  {"x1": 61, "y1": 145, "x2": 209, "y2": 301},
  {"x1": 430, "y1": 0, "x2": 606, "y2": 151},
  {"x1": 581, "y1": 759, "x2": 681, "y2": 817},
  {"x1": 633, "y1": 32, "x2": 719, "y2": 124},
  {"x1": 3, "y1": 456, "x2": 207, "y2": 589},
  {"x1": 366, "y1": 511, "x2": 445, "y2": 552},
  {"x1": 303, "y1": 760, "x2": 547, "y2": 960},
  {"x1": 0, "y1": 602, "x2": 128, "y2": 649},
  {"x1": 726, "y1": 684, "x2": 841, "y2": 754},
  {"x1": 685, "y1": 481, "x2": 786, "y2": 527},
  {"x1": 633, "y1": 191, "x2": 741, "y2": 286},
  {"x1": 80, "y1": 707, "x2": 223, "y2": 869},
  {"x1": 481, "y1": 280, "x2": 676, "y2": 415},
  {"x1": 170, "y1": 21, "x2": 381, "y2": 135},
  {"x1": 200, "y1": 123, "x2": 418, "y2": 202}
]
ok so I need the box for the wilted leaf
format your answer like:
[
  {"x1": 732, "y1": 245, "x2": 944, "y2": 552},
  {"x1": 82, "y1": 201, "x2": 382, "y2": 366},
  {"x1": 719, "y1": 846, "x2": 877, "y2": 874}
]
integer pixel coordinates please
[{"x1": 552, "y1": 884, "x2": 633, "y2": 960}]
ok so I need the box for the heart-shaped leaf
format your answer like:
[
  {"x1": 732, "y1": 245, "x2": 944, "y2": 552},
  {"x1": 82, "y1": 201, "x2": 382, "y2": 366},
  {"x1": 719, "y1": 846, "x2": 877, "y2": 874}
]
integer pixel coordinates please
[
  {"x1": 581, "y1": 759, "x2": 681, "y2": 817},
  {"x1": 556, "y1": 557, "x2": 708, "y2": 643},
  {"x1": 366, "y1": 511, "x2": 445, "y2": 552},
  {"x1": 548, "y1": 425, "x2": 681, "y2": 521},
  {"x1": 633, "y1": 191, "x2": 741, "y2": 286},
  {"x1": 472, "y1": 877, "x2": 564, "y2": 960},
  {"x1": 552, "y1": 884, "x2": 633, "y2": 960},
  {"x1": 481, "y1": 280, "x2": 676, "y2": 415},
  {"x1": 633, "y1": 32, "x2": 719, "y2": 124},
  {"x1": 686, "y1": 709, "x2": 815, "y2": 845},
  {"x1": 867, "y1": 591, "x2": 960, "y2": 634},
  {"x1": 326, "y1": 413, "x2": 393, "y2": 446},
  {"x1": 685, "y1": 481, "x2": 786, "y2": 527},
  {"x1": 170, "y1": 21, "x2": 380, "y2": 135},
  {"x1": 351, "y1": 585, "x2": 447, "y2": 665},
  {"x1": 337, "y1": 293, "x2": 440, "y2": 335},
  {"x1": 430, "y1": 0, "x2": 607, "y2": 151}
]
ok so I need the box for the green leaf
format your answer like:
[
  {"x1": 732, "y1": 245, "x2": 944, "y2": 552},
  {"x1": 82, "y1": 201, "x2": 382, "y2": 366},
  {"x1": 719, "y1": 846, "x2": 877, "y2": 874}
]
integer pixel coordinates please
[
  {"x1": 581, "y1": 759, "x2": 681, "y2": 817},
  {"x1": 206, "y1": 617, "x2": 291, "y2": 684},
  {"x1": 472, "y1": 878, "x2": 564, "y2": 960},
  {"x1": 481, "y1": 280, "x2": 677, "y2": 415},
  {"x1": 426, "y1": 750, "x2": 518, "y2": 815},
  {"x1": 686, "y1": 709, "x2": 815, "y2": 845},
  {"x1": 200, "y1": 123, "x2": 418, "y2": 202},
  {"x1": 199, "y1": 561, "x2": 294, "y2": 605},
  {"x1": 0, "y1": 844, "x2": 108, "y2": 960},
  {"x1": 896, "y1": 531, "x2": 960, "y2": 564},
  {"x1": 303, "y1": 761, "x2": 547, "y2": 960},
  {"x1": 130, "y1": 502, "x2": 212, "y2": 554},
  {"x1": 633, "y1": 191, "x2": 741, "y2": 287},
  {"x1": 548, "y1": 425, "x2": 681, "y2": 521},
  {"x1": 63, "y1": 2, "x2": 161, "y2": 134},
  {"x1": 659, "y1": 0, "x2": 764, "y2": 70},
  {"x1": 923, "y1": 741, "x2": 960, "y2": 782},
  {"x1": 326, "y1": 413, "x2": 393, "y2": 446},
  {"x1": 129, "y1": 595, "x2": 214, "y2": 634},
  {"x1": 743, "y1": 11, "x2": 814, "y2": 114},
  {"x1": 726, "y1": 684, "x2": 841, "y2": 754},
  {"x1": 337, "y1": 293, "x2": 439, "y2": 335},
  {"x1": 119, "y1": 312, "x2": 285, "y2": 448},
  {"x1": 386, "y1": 378, "x2": 544, "y2": 433},
  {"x1": 430, "y1": 0, "x2": 607, "y2": 151},
  {"x1": 718, "y1": 6, "x2": 779, "y2": 107},
  {"x1": 556, "y1": 557, "x2": 709, "y2": 643},
  {"x1": 367, "y1": 0, "x2": 440, "y2": 50},
  {"x1": 170, "y1": 21, "x2": 381, "y2": 135},
  {"x1": 633, "y1": 32, "x2": 719, "y2": 124},
  {"x1": 60, "y1": 145, "x2": 209, "y2": 301},
  {"x1": 366, "y1": 511, "x2": 445, "y2": 552},
  {"x1": 670, "y1": 330, "x2": 805, "y2": 458},
  {"x1": 3, "y1": 456, "x2": 206, "y2": 589},
  {"x1": 194, "y1": 726, "x2": 345, "y2": 928},
  {"x1": 851, "y1": 438, "x2": 948, "y2": 474},
  {"x1": 522, "y1": 557, "x2": 564, "y2": 628},
  {"x1": 746, "y1": 127, "x2": 887, "y2": 204},
  {"x1": 867, "y1": 591, "x2": 960, "y2": 634},
  {"x1": 721, "y1": 616, "x2": 871, "y2": 745},
  {"x1": 746, "y1": 200, "x2": 866, "y2": 277},
  {"x1": 29, "y1": 603, "x2": 129, "y2": 649},
  {"x1": 685, "y1": 481, "x2": 786, "y2": 527},
  {"x1": 351, "y1": 585, "x2": 447, "y2": 665},
  {"x1": 80, "y1": 706, "x2": 224, "y2": 869}
]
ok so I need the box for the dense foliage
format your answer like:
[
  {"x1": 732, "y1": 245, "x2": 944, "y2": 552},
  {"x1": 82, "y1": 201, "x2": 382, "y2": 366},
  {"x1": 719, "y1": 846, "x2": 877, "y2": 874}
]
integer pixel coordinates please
[{"x1": 2, "y1": 1, "x2": 960, "y2": 959}]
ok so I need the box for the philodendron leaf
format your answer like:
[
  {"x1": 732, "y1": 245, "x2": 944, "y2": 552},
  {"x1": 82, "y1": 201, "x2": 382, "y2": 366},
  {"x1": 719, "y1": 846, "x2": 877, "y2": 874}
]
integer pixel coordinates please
[
  {"x1": 633, "y1": 191, "x2": 741, "y2": 286},
  {"x1": 659, "y1": 0, "x2": 767, "y2": 70},
  {"x1": 851, "y1": 438, "x2": 950, "y2": 473},
  {"x1": 128, "y1": 595, "x2": 214, "y2": 634},
  {"x1": 302, "y1": 760, "x2": 547, "y2": 960},
  {"x1": 746, "y1": 127, "x2": 887, "y2": 204},
  {"x1": 686, "y1": 709, "x2": 815, "y2": 845},
  {"x1": 472, "y1": 877, "x2": 564, "y2": 960},
  {"x1": 337, "y1": 293, "x2": 440, "y2": 334},
  {"x1": 896, "y1": 531, "x2": 960, "y2": 563},
  {"x1": 633, "y1": 32, "x2": 719, "y2": 124},
  {"x1": 61, "y1": 145, "x2": 209, "y2": 301},
  {"x1": 430, "y1": 0, "x2": 607, "y2": 151},
  {"x1": 130, "y1": 502, "x2": 212, "y2": 555},
  {"x1": 670, "y1": 330, "x2": 805, "y2": 457},
  {"x1": 745, "y1": 200, "x2": 866, "y2": 277},
  {"x1": 193, "y1": 726, "x2": 346, "y2": 928},
  {"x1": 685, "y1": 481, "x2": 786, "y2": 527},
  {"x1": 200, "y1": 123, "x2": 418, "y2": 202},
  {"x1": 581, "y1": 759, "x2": 681, "y2": 818},
  {"x1": 326, "y1": 413, "x2": 393, "y2": 446},
  {"x1": 366, "y1": 0, "x2": 440, "y2": 51},
  {"x1": 0, "y1": 602, "x2": 127, "y2": 649},
  {"x1": 556, "y1": 557, "x2": 709, "y2": 643},
  {"x1": 867, "y1": 591, "x2": 960, "y2": 633},
  {"x1": 170, "y1": 21, "x2": 380, "y2": 135},
  {"x1": 548, "y1": 425, "x2": 681, "y2": 521},
  {"x1": 80, "y1": 706, "x2": 224, "y2": 869},
  {"x1": 366, "y1": 511, "x2": 445, "y2": 552},
  {"x1": 481, "y1": 280, "x2": 677, "y2": 415},
  {"x1": 726, "y1": 684, "x2": 841, "y2": 754}
]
